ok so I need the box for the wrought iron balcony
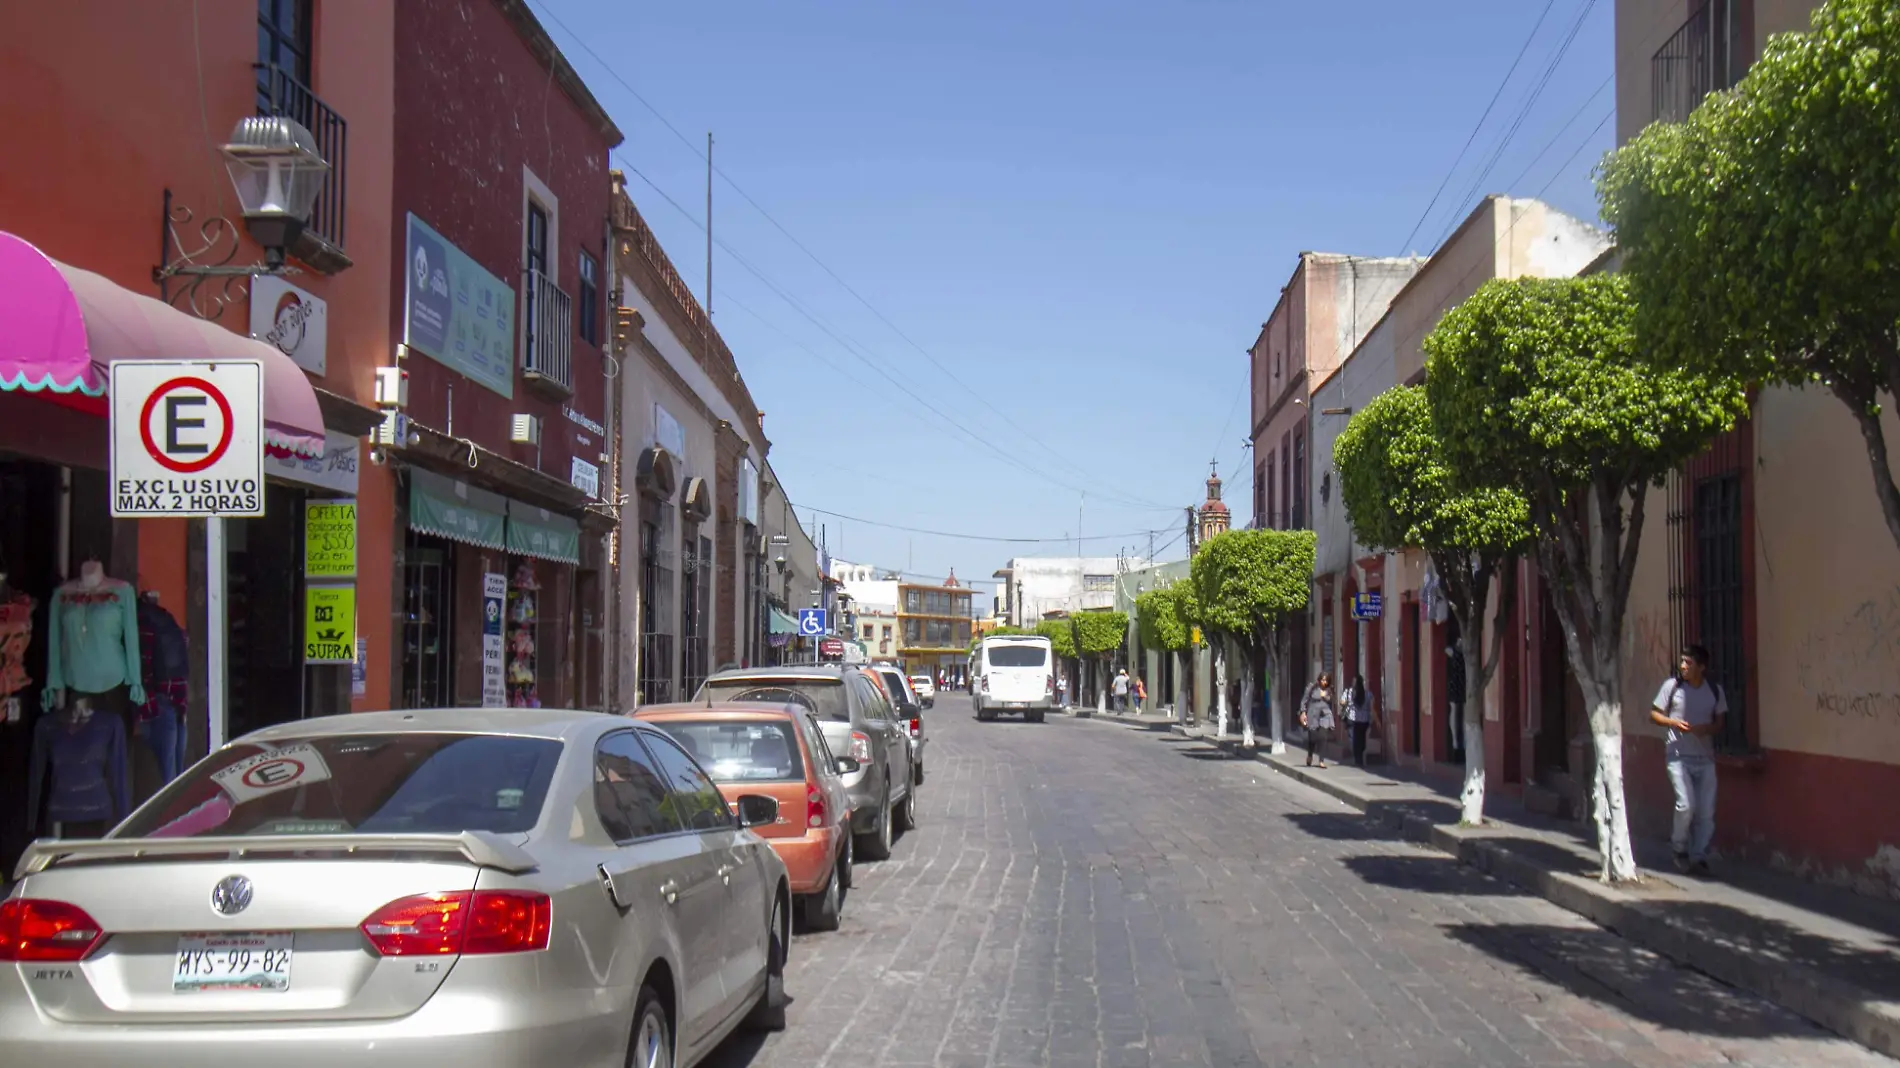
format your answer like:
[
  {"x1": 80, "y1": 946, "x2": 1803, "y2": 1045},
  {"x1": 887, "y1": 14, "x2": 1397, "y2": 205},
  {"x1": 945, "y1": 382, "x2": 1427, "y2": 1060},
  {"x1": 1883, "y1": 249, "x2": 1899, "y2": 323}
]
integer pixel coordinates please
[
  {"x1": 254, "y1": 63, "x2": 350, "y2": 272},
  {"x1": 1651, "y1": 0, "x2": 1750, "y2": 125},
  {"x1": 523, "y1": 267, "x2": 575, "y2": 396}
]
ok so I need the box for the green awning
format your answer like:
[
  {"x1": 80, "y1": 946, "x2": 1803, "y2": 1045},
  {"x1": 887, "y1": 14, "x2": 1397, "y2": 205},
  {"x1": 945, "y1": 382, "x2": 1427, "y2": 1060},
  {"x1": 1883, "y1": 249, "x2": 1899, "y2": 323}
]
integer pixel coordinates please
[
  {"x1": 506, "y1": 502, "x2": 581, "y2": 565},
  {"x1": 408, "y1": 468, "x2": 506, "y2": 550},
  {"x1": 768, "y1": 606, "x2": 801, "y2": 635}
]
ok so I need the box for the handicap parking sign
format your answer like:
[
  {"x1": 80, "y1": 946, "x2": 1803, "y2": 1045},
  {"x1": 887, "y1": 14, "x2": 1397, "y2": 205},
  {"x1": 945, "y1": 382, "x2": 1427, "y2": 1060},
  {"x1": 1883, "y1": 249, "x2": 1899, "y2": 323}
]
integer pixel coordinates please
[{"x1": 797, "y1": 608, "x2": 827, "y2": 636}]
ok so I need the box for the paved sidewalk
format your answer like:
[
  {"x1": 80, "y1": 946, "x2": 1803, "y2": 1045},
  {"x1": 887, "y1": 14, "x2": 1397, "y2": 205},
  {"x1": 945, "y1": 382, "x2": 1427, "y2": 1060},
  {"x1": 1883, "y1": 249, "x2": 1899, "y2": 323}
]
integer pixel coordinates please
[{"x1": 1157, "y1": 722, "x2": 1900, "y2": 1060}]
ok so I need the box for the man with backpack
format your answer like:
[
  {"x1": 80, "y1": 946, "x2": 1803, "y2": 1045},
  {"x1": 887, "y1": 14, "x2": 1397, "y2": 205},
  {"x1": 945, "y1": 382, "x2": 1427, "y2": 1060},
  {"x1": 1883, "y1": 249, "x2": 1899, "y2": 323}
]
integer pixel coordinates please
[{"x1": 1650, "y1": 643, "x2": 1727, "y2": 876}]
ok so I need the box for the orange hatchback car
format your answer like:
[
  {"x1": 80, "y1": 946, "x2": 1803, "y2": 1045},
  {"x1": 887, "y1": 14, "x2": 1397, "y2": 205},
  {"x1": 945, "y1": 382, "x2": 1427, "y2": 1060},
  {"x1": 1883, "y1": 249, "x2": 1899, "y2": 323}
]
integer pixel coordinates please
[{"x1": 634, "y1": 702, "x2": 858, "y2": 931}]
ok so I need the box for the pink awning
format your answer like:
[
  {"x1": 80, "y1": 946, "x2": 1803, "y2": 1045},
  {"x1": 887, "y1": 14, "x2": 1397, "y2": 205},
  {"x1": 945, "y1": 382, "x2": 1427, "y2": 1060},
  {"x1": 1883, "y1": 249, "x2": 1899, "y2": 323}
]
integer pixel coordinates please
[{"x1": 0, "y1": 231, "x2": 325, "y2": 459}]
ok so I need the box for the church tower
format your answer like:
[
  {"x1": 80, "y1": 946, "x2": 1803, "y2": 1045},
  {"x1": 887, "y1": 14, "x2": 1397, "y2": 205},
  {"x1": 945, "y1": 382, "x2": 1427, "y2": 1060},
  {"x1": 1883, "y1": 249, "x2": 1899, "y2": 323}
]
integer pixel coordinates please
[{"x1": 1197, "y1": 460, "x2": 1231, "y2": 548}]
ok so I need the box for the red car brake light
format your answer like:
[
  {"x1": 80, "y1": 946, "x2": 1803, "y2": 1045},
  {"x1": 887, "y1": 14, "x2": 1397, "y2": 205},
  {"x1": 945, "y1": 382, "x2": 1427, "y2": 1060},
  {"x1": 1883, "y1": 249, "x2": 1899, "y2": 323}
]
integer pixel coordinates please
[
  {"x1": 360, "y1": 891, "x2": 551, "y2": 956},
  {"x1": 0, "y1": 899, "x2": 104, "y2": 962},
  {"x1": 807, "y1": 785, "x2": 827, "y2": 829}
]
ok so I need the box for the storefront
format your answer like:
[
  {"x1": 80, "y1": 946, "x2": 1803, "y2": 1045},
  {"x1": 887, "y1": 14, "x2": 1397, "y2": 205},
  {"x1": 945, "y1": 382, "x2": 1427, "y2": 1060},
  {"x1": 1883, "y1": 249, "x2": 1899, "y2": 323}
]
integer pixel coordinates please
[
  {"x1": 398, "y1": 465, "x2": 586, "y2": 710},
  {"x1": 0, "y1": 231, "x2": 328, "y2": 874}
]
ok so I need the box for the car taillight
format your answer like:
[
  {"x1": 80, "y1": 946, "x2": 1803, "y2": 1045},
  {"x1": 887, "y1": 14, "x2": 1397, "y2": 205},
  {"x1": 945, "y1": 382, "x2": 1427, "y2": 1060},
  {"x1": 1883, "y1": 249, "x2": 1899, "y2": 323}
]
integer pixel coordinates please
[
  {"x1": 807, "y1": 786, "x2": 827, "y2": 829},
  {"x1": 359, "y1": 891, "x2": 551, "y2": 956},
  {"x1": 849, "y1": 731, "x2": 872, "y2": 763},
  {"x1": 980, "y1": 676, "x2": 990, "y2": 694},
  {"x1": 1045, "y1": 675, "x2": 1055, "y2": 694},
  {"x1": 0, "y1": 898, "x2": 104, "y2": 962}
]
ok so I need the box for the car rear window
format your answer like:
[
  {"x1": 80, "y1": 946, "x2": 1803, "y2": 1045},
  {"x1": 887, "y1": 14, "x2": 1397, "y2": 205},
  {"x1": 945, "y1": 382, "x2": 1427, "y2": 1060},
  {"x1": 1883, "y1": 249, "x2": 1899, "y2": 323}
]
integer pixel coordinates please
[
  {"x1": 649, "y1": 719, "x2": 806, "y2": 783},
  {"x1": 987, "y1": 644, "x2": 1048, "y2": 668},
  {"x1": 701, "y1": 678, "x2": 851, "y2": 722},
  {"x1": 118, "y1": 733, "x2": 563, "y2": 839}
]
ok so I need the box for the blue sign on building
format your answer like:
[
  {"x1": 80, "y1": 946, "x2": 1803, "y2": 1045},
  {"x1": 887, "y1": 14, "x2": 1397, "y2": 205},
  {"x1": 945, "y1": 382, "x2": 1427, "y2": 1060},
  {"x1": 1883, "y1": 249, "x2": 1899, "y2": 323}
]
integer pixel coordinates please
[
  {"x1": 797, "y1": 608, "x2": 828, "y2": 637},
  {"x1": 1351, "y1": 592, "x2": 1384, "y2": 621}
]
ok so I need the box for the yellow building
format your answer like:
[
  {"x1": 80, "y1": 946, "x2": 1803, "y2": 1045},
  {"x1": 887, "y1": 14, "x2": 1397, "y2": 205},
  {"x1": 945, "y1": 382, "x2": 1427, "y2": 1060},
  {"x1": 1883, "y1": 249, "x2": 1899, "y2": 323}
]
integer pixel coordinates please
[{"x1": 898, "y1": 573, "x2": 974, "y2": 679}]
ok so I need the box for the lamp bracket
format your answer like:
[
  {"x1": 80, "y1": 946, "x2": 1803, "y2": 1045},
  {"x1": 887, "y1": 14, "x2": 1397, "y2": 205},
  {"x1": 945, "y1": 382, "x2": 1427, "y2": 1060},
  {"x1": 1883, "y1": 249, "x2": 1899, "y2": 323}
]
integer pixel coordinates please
[{"x1": 153, "y1": 189, "x2": 298, "y2": 321}]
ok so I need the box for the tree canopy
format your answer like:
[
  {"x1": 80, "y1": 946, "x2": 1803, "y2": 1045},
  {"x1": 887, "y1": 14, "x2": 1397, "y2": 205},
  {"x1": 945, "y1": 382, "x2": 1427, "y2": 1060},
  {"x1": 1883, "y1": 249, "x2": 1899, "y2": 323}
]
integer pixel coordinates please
[
  {"x1": 1074, "y1": 611, "x2": 1128, "y2": 659},
  {"x1": 1425, "y1": 275, "x2": 1746, "y2": 497},
  {"x1": 1597, "y1": 0, "x2": 1900, "y2": 545},
  {"x1": 1189, "y1": 528, "x2": 1316, "y2": 639},
  {"x1": 1333, "y1": 384, "x2": 1530, "y2": 557},
  {"x1": 1136, "y1": 581, "x2": 1194, "y2": 652},
  {"x1": 1034, "y1": 618, "x2": 1076, "y2": 659}
]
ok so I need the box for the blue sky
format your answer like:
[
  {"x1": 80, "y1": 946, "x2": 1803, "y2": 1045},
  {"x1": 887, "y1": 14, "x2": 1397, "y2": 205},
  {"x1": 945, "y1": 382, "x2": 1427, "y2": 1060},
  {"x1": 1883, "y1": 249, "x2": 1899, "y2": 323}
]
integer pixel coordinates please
[{"x1": 535, "y1": 0, "x2": 1616, "y2": 598}]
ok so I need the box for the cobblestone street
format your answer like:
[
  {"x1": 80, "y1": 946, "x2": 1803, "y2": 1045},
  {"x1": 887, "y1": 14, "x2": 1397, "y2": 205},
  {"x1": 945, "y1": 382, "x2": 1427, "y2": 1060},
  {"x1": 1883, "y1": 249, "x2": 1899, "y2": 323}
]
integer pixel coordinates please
[{"x1": 704, "y1": 709, "x2": 1894, "y2": 1068}]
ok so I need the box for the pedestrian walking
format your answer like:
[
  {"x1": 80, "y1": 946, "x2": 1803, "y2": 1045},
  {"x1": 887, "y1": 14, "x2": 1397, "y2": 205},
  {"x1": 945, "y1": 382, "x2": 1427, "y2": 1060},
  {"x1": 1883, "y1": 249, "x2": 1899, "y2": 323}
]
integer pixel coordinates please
[
  {"x1": 1299, "y1": 672, "x2": 1337, "y2": 768},
  {"x1": 1056, "y1": 674, "x2": 1069, "y2": 708},
  {"x1": 1133, "y1": 675, "x2": 1147, "y2": 712},
  {"x1": 1445, "y1": 639, "x2": 1467, "y2": 755},
  {"x1": 1346, "y1": 674, "x2": 1373, "y2": 767},
  {"x1": 1651, "y1": 643, "x2": 1728, "y2": 875},
  {"x1": 1112, "y1": 668, "x2": 1131, "y2": 713}
]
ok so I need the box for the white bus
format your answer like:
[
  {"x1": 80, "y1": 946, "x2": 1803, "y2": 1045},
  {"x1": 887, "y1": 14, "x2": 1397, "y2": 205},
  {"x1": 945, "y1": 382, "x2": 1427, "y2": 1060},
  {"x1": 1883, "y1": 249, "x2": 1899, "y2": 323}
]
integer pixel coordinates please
[{"x1": 971, "y1": 634, "x2": 1055, "y2": 723}]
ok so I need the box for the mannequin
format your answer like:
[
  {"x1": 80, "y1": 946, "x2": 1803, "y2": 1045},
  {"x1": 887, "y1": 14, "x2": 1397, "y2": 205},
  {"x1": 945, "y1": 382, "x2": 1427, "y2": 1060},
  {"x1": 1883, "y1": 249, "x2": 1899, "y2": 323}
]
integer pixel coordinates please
[
  {"x1": 136, "y1": 589, "x2": 190, "y2": 783},
  {"x1": 0, "y1": 566, "x2": 34, "y2": 724},
  {"x1": 27, "y1": 693, "x2": 130, "y2": 837},
  {"x1": 43, "y1": 558, "x2": 144, "y2": 712}
]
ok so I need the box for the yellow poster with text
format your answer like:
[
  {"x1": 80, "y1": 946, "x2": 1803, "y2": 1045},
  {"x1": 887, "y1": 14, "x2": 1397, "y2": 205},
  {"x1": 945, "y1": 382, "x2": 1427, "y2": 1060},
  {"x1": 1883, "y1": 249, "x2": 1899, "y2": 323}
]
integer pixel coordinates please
[
  {"x1": 304, "y1": 500, "x2": 358, "y2": 580},
  {"x1": 304, "y1": 584, "x2": 357, "y2": 664}
]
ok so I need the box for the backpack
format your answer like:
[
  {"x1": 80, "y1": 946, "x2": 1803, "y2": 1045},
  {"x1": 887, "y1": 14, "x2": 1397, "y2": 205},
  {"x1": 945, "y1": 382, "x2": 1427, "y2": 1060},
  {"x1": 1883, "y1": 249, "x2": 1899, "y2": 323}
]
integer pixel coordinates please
[{"x1": 138, "y1": 597, "x2": 189, "y2": 685}]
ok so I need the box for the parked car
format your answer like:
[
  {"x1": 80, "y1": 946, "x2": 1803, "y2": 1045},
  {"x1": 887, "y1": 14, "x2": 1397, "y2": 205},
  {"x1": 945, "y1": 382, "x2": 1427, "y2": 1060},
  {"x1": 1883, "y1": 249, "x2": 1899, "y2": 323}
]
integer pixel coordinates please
[
  {"x1": 695, "y1": 665, "x2": 916, "y2": 861},
  {"x1": 973, "y1": 634, "x2": 1057, "y2": 722},
  {"x1": 908, "y1": 675, "x2": 936, "y2": 707},
  {"x1": 635, "y1": 702, "x2": 857, "y2": 931},
  {"x1": 871, "y1": 665, "x2": 928, "y2": 786},
  {"x1": 0, "y1": 709, "x2": 790, "y2": 1068}
]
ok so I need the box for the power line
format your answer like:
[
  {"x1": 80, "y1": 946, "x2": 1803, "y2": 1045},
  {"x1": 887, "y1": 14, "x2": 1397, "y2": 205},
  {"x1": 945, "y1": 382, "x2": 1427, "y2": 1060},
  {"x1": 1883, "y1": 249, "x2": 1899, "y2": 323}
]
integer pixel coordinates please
[
  {"x1": 799, "y1": 505, "x2": 1177, "y2": 545},
  {"x1": 1397, "y1": 0, "x2": 1559, "y2": 257}
]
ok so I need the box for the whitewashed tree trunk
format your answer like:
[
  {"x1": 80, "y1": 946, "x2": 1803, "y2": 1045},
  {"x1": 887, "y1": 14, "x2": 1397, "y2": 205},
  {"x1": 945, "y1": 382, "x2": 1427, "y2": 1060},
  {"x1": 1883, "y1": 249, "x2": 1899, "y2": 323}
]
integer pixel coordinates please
[
  {"x1": 1096, "y1": 659, "x2": 1108, "y2": 716},
  {"x1": 1174, "y1": 650, "x2": 1187, "y2": 721},
  {"x1": 1214, "y1": 643, "x2": 1230, "y2": 738},
  {"x1": 1266, "y1": 626, "x2": 1287, "y2": 754},
  {"x1": 1460, "y1": 639, "x2": 1488, "y2": 825},
  {"x1": 1239, "y1": 652, "x2": 1257, "y2": 749}
]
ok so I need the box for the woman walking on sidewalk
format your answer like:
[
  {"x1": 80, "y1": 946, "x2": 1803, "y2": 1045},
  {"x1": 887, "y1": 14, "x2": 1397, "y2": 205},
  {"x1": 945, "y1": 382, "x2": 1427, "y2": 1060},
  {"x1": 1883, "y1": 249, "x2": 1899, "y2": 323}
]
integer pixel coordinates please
[
  {"x1": 1346, "y1": 675, "x2": 1373, "y2": 767},
  {"x1": 1299, "y1": 673, "x2": 1337, "y2": 768}
]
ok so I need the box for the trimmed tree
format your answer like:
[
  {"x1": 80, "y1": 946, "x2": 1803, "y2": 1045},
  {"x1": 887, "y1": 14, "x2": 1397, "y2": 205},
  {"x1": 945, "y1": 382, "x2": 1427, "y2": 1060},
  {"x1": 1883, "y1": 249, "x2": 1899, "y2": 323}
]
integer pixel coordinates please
[
  {"x1": 1599, "y1": 0, "x2": 1900, "y2": 549},
  {"x1": 1076, "y1": 611, "x2": 1129, "y2": 713},
  {"x1": 1334, "y1": 385, "x2": 1532, "y2": 824},
  {"x1": 1190, "y1": 528, "x2": 1318, "y2": 749},
  {"x1": 1426, "y1": 275, "x2": 1746, "y2": 881},
  {"x1": 1137, "y1": 582, "x2": 1193, "y2": 719}
]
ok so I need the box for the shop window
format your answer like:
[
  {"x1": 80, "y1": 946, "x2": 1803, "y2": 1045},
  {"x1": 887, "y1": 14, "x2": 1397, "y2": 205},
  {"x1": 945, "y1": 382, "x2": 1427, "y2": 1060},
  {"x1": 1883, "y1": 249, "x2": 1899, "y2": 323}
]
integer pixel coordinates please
[
  {"x1": 402, "y1": 530, "x2": 454, "y2": 709},
  {"x1": 506, "y1": 559, "x2": 542, "y2": 708},
  {"x1": 578, "y1": 250, "x2": 600, "y2": 346}
]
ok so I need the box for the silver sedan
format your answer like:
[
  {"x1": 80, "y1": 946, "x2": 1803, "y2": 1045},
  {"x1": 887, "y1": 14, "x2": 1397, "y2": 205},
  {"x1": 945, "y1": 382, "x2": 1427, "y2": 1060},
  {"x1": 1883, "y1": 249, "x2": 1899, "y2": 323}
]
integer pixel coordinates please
[{"x1": 0, "y1": 708, "x2": 791, "y2": 1068}]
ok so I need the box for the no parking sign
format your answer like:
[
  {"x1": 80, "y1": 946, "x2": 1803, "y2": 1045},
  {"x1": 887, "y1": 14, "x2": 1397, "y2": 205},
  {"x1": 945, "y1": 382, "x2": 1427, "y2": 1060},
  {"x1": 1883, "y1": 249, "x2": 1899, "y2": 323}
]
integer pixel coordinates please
[{"x1": 109, "y1": 359, "x2": 265, "y2": 517}]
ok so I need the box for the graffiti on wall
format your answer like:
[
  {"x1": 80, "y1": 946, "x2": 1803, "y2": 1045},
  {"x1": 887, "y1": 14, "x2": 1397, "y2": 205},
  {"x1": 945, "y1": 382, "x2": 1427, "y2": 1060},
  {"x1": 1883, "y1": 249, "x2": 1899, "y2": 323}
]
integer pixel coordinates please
[{"x1": 1795, "y1": 586, "x2": 1900, "y2": 728}]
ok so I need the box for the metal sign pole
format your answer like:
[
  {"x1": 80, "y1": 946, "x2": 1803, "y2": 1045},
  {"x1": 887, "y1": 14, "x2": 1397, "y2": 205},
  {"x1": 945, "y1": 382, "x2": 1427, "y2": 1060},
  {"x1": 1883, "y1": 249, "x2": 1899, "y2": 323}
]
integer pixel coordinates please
[{"x1": 205, "y1": 516, "x2": 227, "y2": 752}]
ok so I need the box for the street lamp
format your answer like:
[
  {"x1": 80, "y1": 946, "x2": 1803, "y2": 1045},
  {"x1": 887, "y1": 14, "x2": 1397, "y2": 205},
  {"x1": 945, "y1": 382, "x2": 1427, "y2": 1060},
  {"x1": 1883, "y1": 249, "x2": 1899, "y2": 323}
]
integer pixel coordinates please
[
  {"x1": 220, "y1": 115, "x2": 331, "y2": 267},
  {"x1": 155, "y1": 114, "x2": 332, "y2": 319}
]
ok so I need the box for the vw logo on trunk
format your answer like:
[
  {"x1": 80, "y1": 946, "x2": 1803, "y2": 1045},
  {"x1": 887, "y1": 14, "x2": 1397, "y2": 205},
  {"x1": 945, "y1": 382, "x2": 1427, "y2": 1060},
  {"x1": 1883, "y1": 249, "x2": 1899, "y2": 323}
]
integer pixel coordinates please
[{"x1": 210, "y1": 875, "x2": 254, "y2": 916}]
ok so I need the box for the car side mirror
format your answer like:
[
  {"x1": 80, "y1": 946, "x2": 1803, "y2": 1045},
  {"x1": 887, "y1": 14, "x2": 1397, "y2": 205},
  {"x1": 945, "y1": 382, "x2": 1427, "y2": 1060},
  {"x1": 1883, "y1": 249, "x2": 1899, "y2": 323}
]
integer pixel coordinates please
[
  {"x1": 735, "y1": 794, "x2": 780, "y2": 829},
  {"x1": 834, "y1": 756, "x2": 862, "y2": 775}
]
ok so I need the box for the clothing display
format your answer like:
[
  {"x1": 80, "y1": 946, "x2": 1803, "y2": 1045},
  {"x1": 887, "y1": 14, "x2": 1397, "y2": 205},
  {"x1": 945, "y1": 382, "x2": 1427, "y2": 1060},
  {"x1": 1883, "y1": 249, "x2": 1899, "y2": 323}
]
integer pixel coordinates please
[
  {"x1": 507, "y1": 561, "x2": 541, "y2": 708},
  {"x1": 27, "y1": 702, "x2": 130, "y2": 831},
  {"x1": 44, "y1": 563, "x2": 144, "y2": 707},
  {"x1": 0, "y1": 583, "x2": 34, "y2": 722}
]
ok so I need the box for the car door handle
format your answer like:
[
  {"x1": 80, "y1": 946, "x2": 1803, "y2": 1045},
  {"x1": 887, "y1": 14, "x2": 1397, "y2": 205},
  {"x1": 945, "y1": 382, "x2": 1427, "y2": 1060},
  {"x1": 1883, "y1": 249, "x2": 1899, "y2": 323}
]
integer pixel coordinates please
[{"x1": 659, "y1": 880, "x2": 679, "y2": 905}]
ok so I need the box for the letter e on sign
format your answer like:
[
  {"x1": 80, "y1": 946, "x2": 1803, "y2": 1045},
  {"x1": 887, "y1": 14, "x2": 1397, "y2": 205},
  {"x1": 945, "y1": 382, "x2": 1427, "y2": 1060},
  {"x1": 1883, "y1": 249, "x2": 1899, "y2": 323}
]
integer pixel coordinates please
[{"x1": 109, "y1": 360, "x2": 266, "y2": 518}]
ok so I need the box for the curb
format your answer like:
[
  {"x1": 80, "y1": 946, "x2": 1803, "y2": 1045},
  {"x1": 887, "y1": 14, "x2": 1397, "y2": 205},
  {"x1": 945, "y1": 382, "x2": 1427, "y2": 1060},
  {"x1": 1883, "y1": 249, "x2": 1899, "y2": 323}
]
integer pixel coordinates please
[{"x1": 1172, "y1": 725, "x2": 1900, "y2": 1060}]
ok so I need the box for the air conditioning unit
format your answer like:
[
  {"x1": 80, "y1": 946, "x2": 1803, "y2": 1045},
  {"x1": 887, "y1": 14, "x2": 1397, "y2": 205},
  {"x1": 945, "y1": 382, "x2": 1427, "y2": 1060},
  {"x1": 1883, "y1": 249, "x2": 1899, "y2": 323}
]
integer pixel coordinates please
[{"x1": 511, "y1": 414, "x2": 541, "y2": 445}]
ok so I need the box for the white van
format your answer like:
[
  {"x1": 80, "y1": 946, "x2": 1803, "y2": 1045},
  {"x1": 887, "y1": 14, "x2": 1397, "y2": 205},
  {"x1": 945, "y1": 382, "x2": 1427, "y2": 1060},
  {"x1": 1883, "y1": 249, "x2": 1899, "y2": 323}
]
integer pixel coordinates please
[{"x1": 972, "y1": 634, "x2": 1055, "y2": 723}]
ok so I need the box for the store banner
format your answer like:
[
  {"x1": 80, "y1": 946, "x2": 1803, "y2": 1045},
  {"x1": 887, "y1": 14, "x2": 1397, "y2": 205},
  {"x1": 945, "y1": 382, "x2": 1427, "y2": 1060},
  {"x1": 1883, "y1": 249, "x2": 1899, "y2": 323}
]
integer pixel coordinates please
[
  {"x1": 268, "y1": 430, "x2": 360, "y2": 495},
  {"x1": 408, "y1": 468, "x2": 507, "y2": 550},
  {"x1": 481, "y1": 572, "x2": 506, "y2": 707},
  {"x1": 505, "y1": 503, "x2": 581, "y2": 565},
  {"x1": 249, "y1": 275, "x2": 328, "y2": 376},
  {"x1": 304, "y1": 498, "x2": 357, "y2": 580},
  {"x1": 403, "y1": 213, "x2": 515, "y2": 399},
  {"x1": 304, "y1": 584, "x2": 357, "y2": 664}
]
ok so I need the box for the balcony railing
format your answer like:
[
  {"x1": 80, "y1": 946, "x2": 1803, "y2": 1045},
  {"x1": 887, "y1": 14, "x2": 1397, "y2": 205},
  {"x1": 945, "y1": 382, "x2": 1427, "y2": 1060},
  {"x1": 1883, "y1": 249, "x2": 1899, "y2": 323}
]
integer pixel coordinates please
[
  {"x1": 1651, "y1": 0, "x2": 1749, "y2": 125},
  {"x1": 255, "y1": 63, "x2": 349, "y2": 271},
  {"x1": 523, "y1": 267, "x2": 574, "y2": 395}
]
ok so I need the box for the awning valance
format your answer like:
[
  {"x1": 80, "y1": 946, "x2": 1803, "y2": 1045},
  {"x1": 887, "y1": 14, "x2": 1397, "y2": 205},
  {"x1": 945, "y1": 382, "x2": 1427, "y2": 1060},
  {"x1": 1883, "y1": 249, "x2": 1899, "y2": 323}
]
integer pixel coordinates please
[
  {"x1": 506, "y1": 502, "x2": 580, "y2": 565},
  {"x1": 0, "y1": 231, "x2": 326, "y2": 459},
  {"x1": 409, "y1": 468, "x2": 506, "y2": 550},
  {"x1": 768, "y1": 606, "x2": 801, "y2": 636}
]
